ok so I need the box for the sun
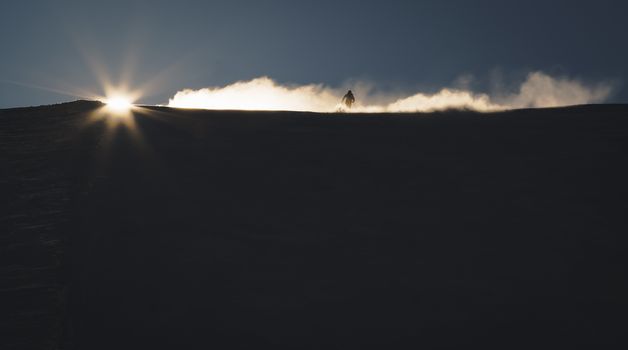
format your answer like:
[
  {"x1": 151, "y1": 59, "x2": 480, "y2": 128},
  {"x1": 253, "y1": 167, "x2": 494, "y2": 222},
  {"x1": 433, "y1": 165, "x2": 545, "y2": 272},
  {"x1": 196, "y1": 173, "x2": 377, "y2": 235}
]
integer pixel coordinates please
[
  {"x1": 105, "y1": 95, "x2": 134, "y2": 113},
  {"x1": 90, "y1": 87, "x2": 142, "y2": 127}
]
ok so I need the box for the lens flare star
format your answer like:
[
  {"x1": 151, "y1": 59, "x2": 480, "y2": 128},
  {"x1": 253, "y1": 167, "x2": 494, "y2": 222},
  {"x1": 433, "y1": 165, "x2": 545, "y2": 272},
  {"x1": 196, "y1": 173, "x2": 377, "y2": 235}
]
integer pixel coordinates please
[{"x1": 105, "y1": 95, "x2": 134, "y2": 113}]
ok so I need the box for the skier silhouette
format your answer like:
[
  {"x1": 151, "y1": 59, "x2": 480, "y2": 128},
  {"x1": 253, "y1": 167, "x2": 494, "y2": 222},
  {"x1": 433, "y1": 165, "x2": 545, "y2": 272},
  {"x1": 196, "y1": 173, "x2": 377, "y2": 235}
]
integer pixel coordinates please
[{"x1": 342, "y1": 90, "x2": 355, "y2": 109}]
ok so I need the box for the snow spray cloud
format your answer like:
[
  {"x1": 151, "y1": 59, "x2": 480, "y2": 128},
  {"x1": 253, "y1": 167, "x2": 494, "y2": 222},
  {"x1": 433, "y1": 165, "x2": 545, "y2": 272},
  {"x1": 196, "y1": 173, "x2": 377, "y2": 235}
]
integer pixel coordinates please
[{"x1": 167, "y1": 72, "x2": 613, "y2": 112}]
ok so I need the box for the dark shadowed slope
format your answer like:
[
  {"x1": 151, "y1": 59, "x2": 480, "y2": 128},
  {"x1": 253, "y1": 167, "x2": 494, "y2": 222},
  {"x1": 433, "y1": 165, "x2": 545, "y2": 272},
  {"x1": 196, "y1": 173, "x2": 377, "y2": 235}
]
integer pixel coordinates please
[
  {"x1": 2, "y1": 102, "x2": 628, "y2": 349},
  {"x1": 1, "y1": 102, "x2": 95, "y2": 349}
]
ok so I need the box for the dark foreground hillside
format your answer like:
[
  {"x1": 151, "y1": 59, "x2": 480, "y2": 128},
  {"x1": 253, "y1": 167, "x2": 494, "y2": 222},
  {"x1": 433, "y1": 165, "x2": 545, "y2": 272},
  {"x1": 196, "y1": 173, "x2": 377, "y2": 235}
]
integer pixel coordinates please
[{"x1": 2, "y1": 101, "x2": 628, "y2": 349}]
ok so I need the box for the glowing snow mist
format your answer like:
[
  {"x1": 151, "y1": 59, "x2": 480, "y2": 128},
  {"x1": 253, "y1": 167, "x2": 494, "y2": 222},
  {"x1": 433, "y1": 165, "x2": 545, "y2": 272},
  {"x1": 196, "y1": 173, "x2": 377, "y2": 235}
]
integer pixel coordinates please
[{"x1": 168, "y1": 72, "x2": 612, "y2": 113}]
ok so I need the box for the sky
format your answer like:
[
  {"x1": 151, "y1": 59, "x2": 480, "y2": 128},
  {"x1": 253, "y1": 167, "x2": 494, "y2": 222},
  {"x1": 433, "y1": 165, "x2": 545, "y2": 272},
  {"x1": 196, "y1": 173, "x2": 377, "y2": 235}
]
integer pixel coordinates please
[{"x1": 1, "y1": 0, "x2": 627, "y2": 109}]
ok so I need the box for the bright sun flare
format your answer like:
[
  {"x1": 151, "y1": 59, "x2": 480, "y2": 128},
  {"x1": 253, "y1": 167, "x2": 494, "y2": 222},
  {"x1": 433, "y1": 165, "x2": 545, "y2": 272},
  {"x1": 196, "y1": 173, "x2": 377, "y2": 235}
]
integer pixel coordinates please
[{"x1": 105, "y1": 95, "x2": 133, "y2": 113}]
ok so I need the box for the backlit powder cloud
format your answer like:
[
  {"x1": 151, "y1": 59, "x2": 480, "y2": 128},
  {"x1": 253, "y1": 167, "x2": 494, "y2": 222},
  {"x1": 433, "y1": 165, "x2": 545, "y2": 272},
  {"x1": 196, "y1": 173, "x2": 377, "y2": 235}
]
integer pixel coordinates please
[
  {"x1": 168, "y1": 72, "x2": 612, "y2": 113},
  {"x1": 504, "y1": 72, "x2": 613, "y2": 108}
]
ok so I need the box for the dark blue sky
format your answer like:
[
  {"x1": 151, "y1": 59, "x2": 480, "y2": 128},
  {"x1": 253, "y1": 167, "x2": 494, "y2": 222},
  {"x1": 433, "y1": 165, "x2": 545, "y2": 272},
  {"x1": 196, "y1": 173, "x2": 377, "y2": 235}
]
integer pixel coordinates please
[{"x1": 1, "y1": 0, "x2": 627, "y2": 107}]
